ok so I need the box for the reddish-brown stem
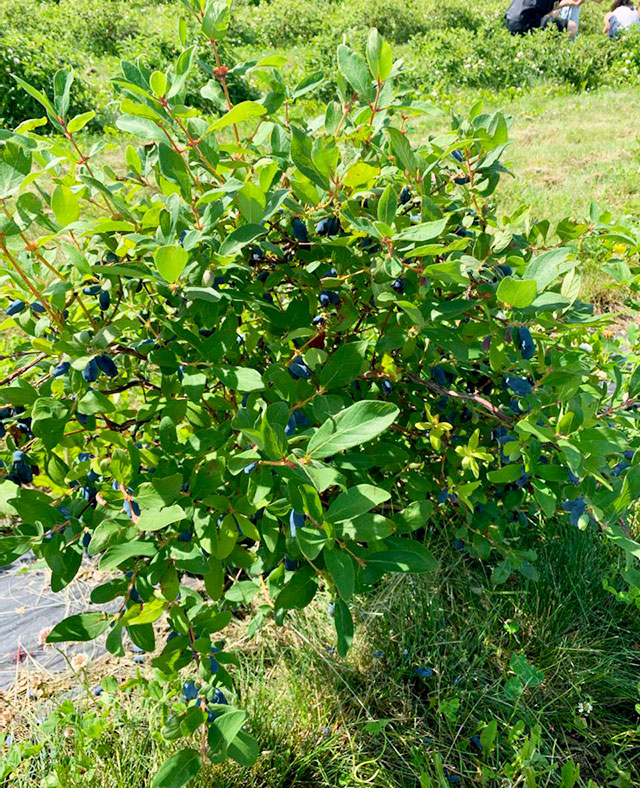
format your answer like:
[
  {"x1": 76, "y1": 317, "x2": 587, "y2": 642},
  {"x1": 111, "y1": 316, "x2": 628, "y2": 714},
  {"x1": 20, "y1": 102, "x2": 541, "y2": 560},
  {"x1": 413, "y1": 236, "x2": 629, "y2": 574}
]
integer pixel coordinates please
[
  {"x1": 0, "y1": 237, "x2": 62, "y2": 328},
  {"x1": 0, "y1": 353, "x2": 47, "y2": 386}
]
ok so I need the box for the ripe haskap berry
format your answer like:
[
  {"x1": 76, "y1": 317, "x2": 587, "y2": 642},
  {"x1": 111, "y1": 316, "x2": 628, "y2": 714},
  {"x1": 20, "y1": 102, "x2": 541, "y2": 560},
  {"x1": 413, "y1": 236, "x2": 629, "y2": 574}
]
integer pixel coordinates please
[
  {"x1": 291, "y1": 217, "x2": 308, "y2": 243},
  {"x1": 431, "y1": 366, "x2": 451, "y2": 387},
  {"x1": 83, "y1": 285, "x2": 101, "y2": 296},
  {"x1": 284, "y1": 555, "x2": 299, "y2": 571},
  {"x1": 244, "y1": 462, "x2": 257, "y2": 474},
  {"x1": 289, "y1": 510, "x2": 305, "y2": 537},
  {"x1": 391, "y1": 277, "x2": 405, "y2": 294},
  {"x1": 470, "y1": 735, "x2": 482, "y2": 753},
  {"x1": 516, "y1": 326, "x2": 535, "y2": 360},
  {"x1": 182, "y1": 681, "x2": 198, "y2": 701},
  {"x1": 95, "y1": 354, "x2": 118, "y2": 378},
  {"x1": 103, "y1": 251, "x2": 118, "y2": 264},
  {"x1": 563, "y1": 497, "x2": 586, "y2": 526},
  {"x1": 318, "y1": 289, "x2": 340, "y2": 307},
  {"x1": 451, "y1": 150, "x2": 463, "y2": 163},
  {"x1": 82, "y1": 359, "x2": 99, "y2": 383},
  {"x1": 178, "y1": 530, "x2": 193, "y2": 542},
  {"x1": 52, "y1": 361, "x2": 70, "y2": 378},
  {"x1": 30, "y1": 301, "x2": 46, "y2": 314},
  {"x1": 99, "y1": 290, "x2": 111, "y2": 311},
  {"x1": 6, "y1": 299, "x2": 26, "y2": 316},
  {"x1": 399, "y1": 186, "x2": 411, "y2": 205},
  {"x1": 312, "y1": 315, "x2": 324, "y2": 326},
  {"x1": 624, "y1": 449, "x2": 635, "y2": 460},
  {"x1": 316, "y1": 216, "x2": 340, "y2": 236},
  {"x1": 414, "y1": 666, "x2": 434, "y2": 678},
  {"x1": 505, "y1": 376, "x2": 532, "y2": 397},
  {"x1": 320, "y1": 267, "x2": 338, "y2": 279},
  {"x1": 285, "y1": 414, "x2": 296, "y2": 437},
  {"x1": 382, "y1": 379, "x2": 393, "y2": 396},
  {"x1": 123, "y1": 499, "x2": 141, "y2": 519},
  {"x1": 288, "y1": 358, "x2": 312, "y2": 380},
  {"x1": 77, "y1": 412, "x2": 89, "y2": 426},
  {"x1": 293, "y1": 409, "x2": 310, "y2": 428}
]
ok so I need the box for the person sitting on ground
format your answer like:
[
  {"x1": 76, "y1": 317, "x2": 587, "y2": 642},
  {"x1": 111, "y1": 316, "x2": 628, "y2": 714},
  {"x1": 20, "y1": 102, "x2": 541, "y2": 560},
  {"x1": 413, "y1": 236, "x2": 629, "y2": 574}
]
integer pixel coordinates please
[
  {"x1": 505, "y1": 0, "x2": 557, "y2": 34},
  {"x1": 603, "y1": 0, "x2": 639, "y2": 37},
  {"x1": 542, "y1": 0, "x2": 603, "y2": 38}
]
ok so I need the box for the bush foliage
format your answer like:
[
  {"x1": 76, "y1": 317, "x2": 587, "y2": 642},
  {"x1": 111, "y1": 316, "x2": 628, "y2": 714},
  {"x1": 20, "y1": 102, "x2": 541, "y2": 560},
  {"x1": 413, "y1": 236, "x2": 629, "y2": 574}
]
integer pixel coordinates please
[{"x1": 1, "y1": 1, "x2": 640, "y2": 785}]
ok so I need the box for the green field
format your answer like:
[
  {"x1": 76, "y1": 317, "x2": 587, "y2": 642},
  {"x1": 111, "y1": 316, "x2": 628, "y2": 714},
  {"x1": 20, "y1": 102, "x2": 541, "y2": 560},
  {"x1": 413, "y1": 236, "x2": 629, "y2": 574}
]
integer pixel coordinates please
[{"x1": 2, "y1": 2, "x2": 640, "y2": 787}]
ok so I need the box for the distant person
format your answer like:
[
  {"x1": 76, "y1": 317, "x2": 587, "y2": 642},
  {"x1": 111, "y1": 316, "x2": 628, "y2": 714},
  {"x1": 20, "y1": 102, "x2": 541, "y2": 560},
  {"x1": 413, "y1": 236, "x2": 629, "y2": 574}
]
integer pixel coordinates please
[
  {"x1": 544, "y1": 0, "x2": 605, "y2": 37},
  {"x1": 603, "y1": 0, "x2": 639, "y2": 36},
  {"x1": 505, "y1": 0, "x2": 556, "y2": 33}
]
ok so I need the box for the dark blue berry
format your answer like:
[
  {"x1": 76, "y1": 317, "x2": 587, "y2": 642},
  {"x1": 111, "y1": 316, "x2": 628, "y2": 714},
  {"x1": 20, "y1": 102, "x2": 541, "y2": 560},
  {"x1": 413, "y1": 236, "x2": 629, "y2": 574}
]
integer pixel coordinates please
[
  {"x1": 95, "y1": 354, "x2": 117, "y2": 378},
  {"x1": 82, "y1": 359, "x2": 99, "y2": 383},
  {"x1": 6, "y1": 299, "x2": 25, "y2": 316},
  {"x1": 291, "y1": 218, "x2": 308, "y2": 243},
  {"x1": 288, "y1": 358, "x2": 312, "y2": 380},
  {"x1": 99, "y1": 290, "x2": 111, "y2": 311},
  {"x1": 182, "y1": 681, "x2": 198, "y2": 701},
  {"x1": 52, "y1": 361, "x2": 70, "y2": 378},
  {"x1": 505, "y1": 377, "x2": 532, "y2": 397},
  {"x1": 289, "y1": 510, "x2": 305, "y2": 537}
]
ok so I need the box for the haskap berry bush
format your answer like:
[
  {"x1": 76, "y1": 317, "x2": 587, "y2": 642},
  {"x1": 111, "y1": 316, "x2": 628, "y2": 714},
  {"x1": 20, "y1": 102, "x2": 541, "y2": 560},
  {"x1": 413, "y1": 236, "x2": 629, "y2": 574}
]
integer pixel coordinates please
[{"x1": 1, "y1": 1, "x2": 640, "y2": 783}]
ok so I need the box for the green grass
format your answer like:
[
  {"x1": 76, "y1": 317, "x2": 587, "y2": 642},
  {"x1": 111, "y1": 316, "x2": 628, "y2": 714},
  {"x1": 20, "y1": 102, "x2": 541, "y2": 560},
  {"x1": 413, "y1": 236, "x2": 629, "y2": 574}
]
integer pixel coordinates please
[{"x1": 5, "y1": 528, "x2": 639, "y2": 787}]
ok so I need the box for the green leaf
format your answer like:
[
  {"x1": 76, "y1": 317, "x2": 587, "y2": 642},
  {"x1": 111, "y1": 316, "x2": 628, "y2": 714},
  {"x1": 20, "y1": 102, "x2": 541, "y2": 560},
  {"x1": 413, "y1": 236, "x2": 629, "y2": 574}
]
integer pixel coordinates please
[
  {"x1": 228, "y1": 730, "x2": 259, "y2": 766},
  {"x1": 377, "y1": 184, "x2": 397, "y2": 226},
  {"x1": 210, "y1": 101, "x2": 267, "y2": 131},
  {"x1": 275, "y1": 565, "x2": 318, "y2": 610},
  {"x1": 0, "y1": 142, "x2": 31, "y2": 199},
  {"x1": 218, "y1": 224, "x2": 266, "y2": 257},
  {"x1": 496, "y1": 277, "x2": 537, "y2": 309},
  {"x1": 365, "y1": 546, "x2": 438, "y2": 574},
  {"x1": 291, "y1": 72, "x2": 325, "y2": 100},
  {"x1": 152, "y1": 749, "x2": 202, "y2": 788},
  {"x1": 99, "y1": 540, "x2": 157, "y2": 570},
  {"x1": 338, "y1": 513, "x2": 395, "y2": 541},
  {"x1": 202, "y1": 0, "x2": 232, "y2": 40},
  {"x1": 290, "y1": 126, "x2": 329, "y2": 190},
  {"x1": 154, "y1": 245, "x2": 188, "y2": 282},
  {"x1": 307, "y1": 400, "x2": 399, "y2": 459},
  {"x1": 318, "y1": 342, "x2": 367, "y2": 390},
  {"x1": 213, "y1": 366, "x2": 264, "y2": 392},
  {"x1": 51, "y1": 185, "x2": 80, "y2": 227},
  {"x1": 523, "y1": 247, "x2": 575, "y2": 291},
  {"x1": 386, "y1": 127, "x2": 418, "y2": 174},
  {"x1": 67, "y1": 110, "x2": 96, "y2": 134},
  {"x1": 136, "y1": 505, "x2": 186, "y2": 532},
  {"x1": 366, "y1": 28, "x2": 393, "y2": 82},
  {"x1": 31, "y1": 397, "x2": 68, "y2": 450},
  {"x1": 326, "y1": 484, "x2": 390, "y2": 523},
  {"x1": 395, "y1": 218, "x2": 447, "y2": 243},
  {"x1": 0, "y1": 535, "x2": 32, "y2": 566},
  {"x1": 46, "y1": 613, "x2": 110, "y2": 643},
  {"x1": 334, "y1": 598, "x2": 353, "y2": 657},
  {"x1": 158, "y1": 143, "x2": 192, "y2": 201},
  {"x1": 337, "y1": 44, "x2": 373, "y2": 101},
  {"x1": 324, "y1": 549, "x2": 355, "y2": 601}
]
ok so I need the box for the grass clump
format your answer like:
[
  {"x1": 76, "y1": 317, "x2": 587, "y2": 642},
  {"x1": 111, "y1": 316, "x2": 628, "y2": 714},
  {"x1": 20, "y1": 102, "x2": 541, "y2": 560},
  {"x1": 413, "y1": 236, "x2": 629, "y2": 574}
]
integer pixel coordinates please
[{"x1": 3, "y1": 528, "x2": 638, "y2": 787}]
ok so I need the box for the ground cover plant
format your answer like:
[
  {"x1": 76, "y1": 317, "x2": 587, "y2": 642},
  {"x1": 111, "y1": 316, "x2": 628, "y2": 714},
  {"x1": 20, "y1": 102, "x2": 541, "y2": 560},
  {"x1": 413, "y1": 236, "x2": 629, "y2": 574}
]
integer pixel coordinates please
[
  {"x1": 1, "y1": 1, "x2": 640, "y2": 786},
  {"x1": 5, "y1": 0, "x2": 640, "y2": 130}
]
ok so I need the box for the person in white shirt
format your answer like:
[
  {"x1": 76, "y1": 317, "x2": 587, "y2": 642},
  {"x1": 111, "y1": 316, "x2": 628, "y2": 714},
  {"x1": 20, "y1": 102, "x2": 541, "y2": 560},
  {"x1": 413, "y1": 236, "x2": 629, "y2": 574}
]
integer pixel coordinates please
[{"x1": 603, "y1": 0, "x2": 640, "y2": 36}]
